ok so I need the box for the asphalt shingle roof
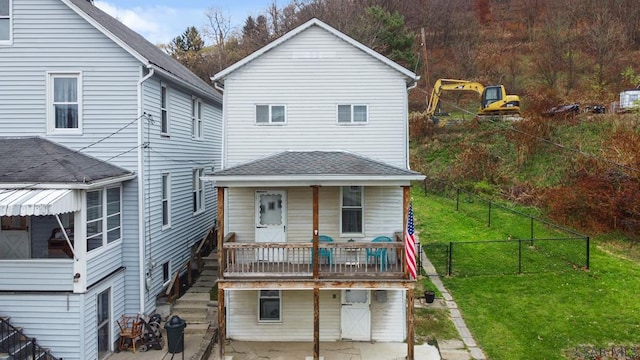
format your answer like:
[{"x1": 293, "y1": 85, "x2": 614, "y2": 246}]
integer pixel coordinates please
[
  {"x1": 0, "y1": 137, "x2": 133, "y2": 184},
  {"x1": 214, "y1": 151, "x2": 422, "y2": 177},
  {"x1": 66, "y1": 0, "x2": 220, "y2": 102}
]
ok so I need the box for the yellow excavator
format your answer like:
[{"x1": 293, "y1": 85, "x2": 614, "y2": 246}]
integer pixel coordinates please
[{"x1": 426, "y1": 79, "x2": 521, "y2": 121}]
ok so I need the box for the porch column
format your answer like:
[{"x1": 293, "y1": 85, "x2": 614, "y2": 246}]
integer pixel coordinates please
[
  {"x1": 403, "y1": 185, "x2": 415, "y2": 360},
  {"x1": 311, "y1": 185, "x2": 320, "y2": 360},
  {"x1": 217, "y1": 186, "x2": 226, "y2": 358}
]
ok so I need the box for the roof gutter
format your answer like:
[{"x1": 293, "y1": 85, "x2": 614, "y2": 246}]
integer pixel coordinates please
[
  {"x1": 149, "y1": 64, "x2": 221, "y2": 104},
  {"x1": 0, "y1": 173, "x2": 137, "y2": 190}
]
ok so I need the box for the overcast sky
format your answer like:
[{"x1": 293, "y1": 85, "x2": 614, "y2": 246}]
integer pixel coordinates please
[{"x1": 94, "y1": 0, "x2": 276, "y2": 45}]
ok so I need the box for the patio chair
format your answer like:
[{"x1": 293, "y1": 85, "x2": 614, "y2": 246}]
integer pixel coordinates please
[
  {"x1": 310, "y1": 235, "x2": 333, "y2": 266},
  {"x1": 117, "y1": 314, "x2": 143, "y2": 352},
  {"x1": 366, "y1": 236, "x2": 392, "y2": 270}
]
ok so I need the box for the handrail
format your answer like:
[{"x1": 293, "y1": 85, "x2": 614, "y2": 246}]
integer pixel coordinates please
[
  {"x1": 165, "y1": 259, "x2": 193, "y2": 303},
  {"x1": 0, "y1": 317, "x2": 62, "y2": 360}
]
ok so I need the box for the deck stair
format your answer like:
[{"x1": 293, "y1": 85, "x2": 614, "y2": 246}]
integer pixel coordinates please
[
  {"x1": 0, "y1": 316, "x2": 61, "y2": 360},
  {"x1": 169, "y1": 252, "x2": 219, "y2": 336}
]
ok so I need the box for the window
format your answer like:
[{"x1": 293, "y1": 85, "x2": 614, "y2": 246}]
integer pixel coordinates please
[
  {"x1": 258, "y1": 290, "x2": 281, "y2": 322},
  {"x1": 192, "y1": 168, "x2": 204, "y2": 213},
  {"x1": 192, "y1": 97, "x2": 203, "y2": 138},
  {"x1": 341, "y1": 186, "x2": 363, "y2": 234},
  {"x1": 0, "y1": 0, "x2": 11, "y2": 44},
  {"x1": 47, "y1": 72, "x2": 82, "y2": 134},
  {"x1": 97, "y1": 288, "x2": 111, "y2": 359},
  {"x1": 162, "y1": 173, "x2": 170, "y2": 228},
  {"x1": 337, "y1": 104, "x2": 368, "y2": 124},
  {"x1": 87, "y1": 186, "x2": 121, "y2": 252},
  {"x1": 162, "y1": 261, "x2": 170, "y2": 284},
  {"x1": 161, "y1": 83, "x2": 169, "y2": 135},
  {"x1": 256, "y1": 105, "x2": 285, "y2": 124}
]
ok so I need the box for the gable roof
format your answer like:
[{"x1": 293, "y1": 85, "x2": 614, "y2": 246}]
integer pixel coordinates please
[
  {"x1": 63, "y1": 0, "x2": 221, "y2": 103},
  {"x1": 203, "y1": 151, "x2": 424, "y2": 187},
  {"x1": 212, "y1": 18, "x2": 419, "y2": 86},
  {"x1": 0, "y1": 137, "x2": 135, "y2": 188}
]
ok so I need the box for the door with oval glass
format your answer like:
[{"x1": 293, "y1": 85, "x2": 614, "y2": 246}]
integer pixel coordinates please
[
  {"x1": 255, "y1": 190, "x2": 286, "y2": 262},
  {"x1": 341, "y1": 289, "x2": 371, "y2": 341}
]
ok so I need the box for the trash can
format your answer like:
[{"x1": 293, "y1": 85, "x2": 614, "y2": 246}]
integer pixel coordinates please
[{"x1": 164, "y1": 315, "x2": 187, "y2": 353}]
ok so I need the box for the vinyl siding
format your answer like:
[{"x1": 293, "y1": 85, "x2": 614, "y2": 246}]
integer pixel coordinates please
[
  {"x1": 227, "y1": 289, "x2": 340, "y2": 341},
  {"x1": 222, "y1": 25, "x2": 409, "y2": 168},
  {"x1": 226, "y1": 186, "x2": 403, "y2": 242},
  {"x1": 0, "y1": 293, "x2": 82, "y2": 359},
  {"x1": 226, "y1": 289, "x2": 405, "y2": 341},
  {"x1": 0, "y1": 260, "x2": 73, "y2": 291},
  {"x1": 139, "y1": 78, "x2": 221, "y2": 312}
]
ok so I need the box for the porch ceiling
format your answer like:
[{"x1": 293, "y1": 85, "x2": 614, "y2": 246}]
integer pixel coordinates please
[{"x1": 0, "y1": 189, "x2": 80, "y2": 216}]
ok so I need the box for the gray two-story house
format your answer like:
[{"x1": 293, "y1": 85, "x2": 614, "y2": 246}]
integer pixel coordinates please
[{"x1": 0, "y1": 1, "x2": 221, "y2": 358}]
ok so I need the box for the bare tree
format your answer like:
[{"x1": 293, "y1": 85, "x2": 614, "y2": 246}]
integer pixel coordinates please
[{"x1": 204, "y1": 8, "x2": 232, "y2": 72}]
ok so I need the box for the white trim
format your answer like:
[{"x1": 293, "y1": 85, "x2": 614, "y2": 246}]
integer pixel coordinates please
[
  {"x1": 0, "y1": 0, "x2": 12, "y2": 46},
  {"x1": 192, "y1": 168, "x2": 205, "y2": 215},
  {"x1": 46, "y1": 71, "x2": 83, "y2": 135},
  {"x1": 191, "y1": 97, "x2": 203, "y2": 139},
  {"x1": 161, "y1": 172, "x2": 171, "y2": 229},
  {"x1": 86, "y1": 185, "x2": 123, "y2": 254},
  {"x1": 337, "y1": 104, "x2": 369, "y2": 124},
  {"x1": 0, "y1": 173, "x2": 136, "y2": 190},
  {"x1": 212, "y1": 18, "x2": 418, "y2": 84}
]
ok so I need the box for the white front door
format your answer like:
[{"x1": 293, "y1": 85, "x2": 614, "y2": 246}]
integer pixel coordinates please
[
  {"x1": 255, "y1": 190, "x2": 286, "y2": 261},
  {"x1": 341, "y1": 289, "x2": 371, "y2": 341}
]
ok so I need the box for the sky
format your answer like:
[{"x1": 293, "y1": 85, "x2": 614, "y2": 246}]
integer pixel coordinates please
[{"x1": 94, "y1": 0, "x2": 276, "y2": 45}]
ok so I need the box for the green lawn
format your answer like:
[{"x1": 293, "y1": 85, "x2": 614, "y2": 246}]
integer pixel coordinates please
[{"x1": 412, "y1": 187, "x2": 640, "y2": 360}]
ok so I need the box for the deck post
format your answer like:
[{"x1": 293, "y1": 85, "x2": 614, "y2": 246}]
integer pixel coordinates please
[
  {"x1": 312, "y1": 186, "x2": 319, "y2": 279},
  {"x1": 217, "y1": 187, "x2": 225, "y2": 358},
  {"x1": 407, "y1": 287, "x2": 415, "y2": 360},
  {"x1": 314, "y1": 287, "x2": 320, "y2": 360}
]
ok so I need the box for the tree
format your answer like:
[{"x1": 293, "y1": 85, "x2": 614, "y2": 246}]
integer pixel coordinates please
[
  {"x1": 167, "y1": 26, "x2": 204, "y2": 58},
  {"x1": 204, "y1": 8, "x2": 232, "y2": 72}
]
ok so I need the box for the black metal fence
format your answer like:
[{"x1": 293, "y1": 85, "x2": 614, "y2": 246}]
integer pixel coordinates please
[{"x1": 421, "y1": 180, "x2": 590, "y2": 276}]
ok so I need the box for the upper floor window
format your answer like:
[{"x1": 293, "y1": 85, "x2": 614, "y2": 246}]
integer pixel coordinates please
[
  {"x1": 192, "y1": 168, "x2": 204, "y2": 214},
  {"x1": 341, "y1": 186, "x2": 363, "y2": 234},
  {"x1": 87, "y1": 186, "x2": 121, "y2": 252},
  {"x1": 338, "y1": 104, "x2": 368, "y2": 124},
  {"x1": 256, "y1": 105, "x2": 286, "y2": 124},
  {"x1": 161, "y1": 83, "x2": 169, "y2": 136},
  {"x1": 0, "y1": 0, "x2": 11, "y2": 44},
  {"x1": 192, "y1": 97, "x2": 202, "y2": 139},
  {"x1": 47, "y1": 72, "x2": 82, "y2": 134},
  {"x1": 162, "y1": 173, "x2": 171, "y2": 228}
]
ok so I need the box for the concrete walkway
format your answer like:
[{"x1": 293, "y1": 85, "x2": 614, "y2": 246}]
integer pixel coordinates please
[{"x1": 420, "y1": 250, "x2": 486, "y2": 360}]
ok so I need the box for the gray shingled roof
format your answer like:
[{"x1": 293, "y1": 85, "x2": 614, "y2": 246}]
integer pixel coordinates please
[
  {"x1": 214, "y1": 151, "x2": 422, "y2": 177},
  {"x1": 66, "y1": 0, "x2": 220, "y2": 102},
  {"x1": 0, "y1": 137, "x2": 133, "y2": 184}
]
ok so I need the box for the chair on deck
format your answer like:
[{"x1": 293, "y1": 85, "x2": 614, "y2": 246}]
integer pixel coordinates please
[
  {"x1": 366, "y1": 236, "x2": 392, "y2": 270},
  {"x1": 117, "y1": 314, "x2": 143, "y2": 352},
  {"x1": 310, "y1": 235, "x2": 333, "y2": 266}
]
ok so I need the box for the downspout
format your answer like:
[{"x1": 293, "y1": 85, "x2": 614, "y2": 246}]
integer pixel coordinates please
[{"x1": 138, "y1": 65, "x2": 154, "y2": 314}]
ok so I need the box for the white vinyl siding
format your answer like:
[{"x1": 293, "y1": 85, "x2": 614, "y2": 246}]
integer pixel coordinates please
[
  {"x1": 337, "y1": 104, "x2": 368, "y2": 124},
  {"x1": 255, "y1": 104, "x2": 286, "y2": 124},
  {"x1": 225, "y1": 186, "x2": 402, "y2": 243},
  {"x1": 222, "y1": 26, "x2": 409, "y2": 168},
  {"x1": 47, "y1": 72, "x2": 82, "y2": 135},
  {"x1": 0, "y1": 0, "x2": 11, "y2": 44}
]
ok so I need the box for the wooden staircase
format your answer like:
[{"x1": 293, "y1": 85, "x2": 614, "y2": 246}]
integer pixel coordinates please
[
  {"x1": 0, "y1": 317, "x2": 61, "y2": 360},
  {"x1": 169, "y1": 251, "x2": 219, "y2": 337}
]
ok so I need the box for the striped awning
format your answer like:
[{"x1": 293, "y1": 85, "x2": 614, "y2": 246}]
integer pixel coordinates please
[{"x1": 0, "y1": 189, "x2": 81, "y2": 216}]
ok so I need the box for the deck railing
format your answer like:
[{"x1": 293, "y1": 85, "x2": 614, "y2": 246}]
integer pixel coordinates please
[{"x1": 221, "y1": 241, "x2": 405, "y2": 278}]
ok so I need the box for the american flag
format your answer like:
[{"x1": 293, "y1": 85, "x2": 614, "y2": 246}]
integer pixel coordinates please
[{"x1": 405, "y1": 202, "x2": 417, "y2": 280}]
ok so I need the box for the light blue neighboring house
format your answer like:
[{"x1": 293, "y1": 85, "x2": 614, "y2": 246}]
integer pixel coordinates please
[{"x1": 0, "y1": 0, "x2": 221, "y2": 359}]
